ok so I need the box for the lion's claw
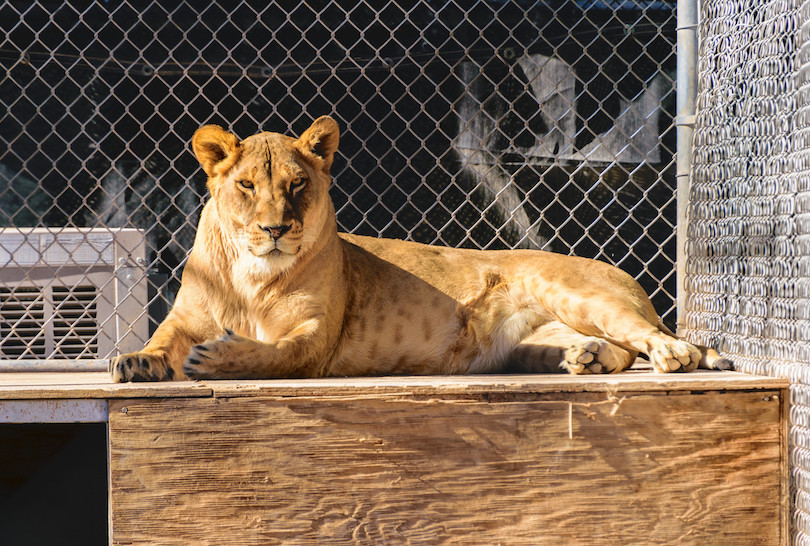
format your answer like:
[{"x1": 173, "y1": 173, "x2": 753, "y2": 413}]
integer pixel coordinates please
[
  {"x1": 182, "y1": 329, "x2": 243, "y2": 379},
  {"x1": 192, "y1": 344, "x2": 212, "y2": 358},
  {"x1": 184, "y1": 345, "x2": 215, "y2": 379},
  {"x1": 112, "y1": 352, "x2": 173, "y2": 382}
]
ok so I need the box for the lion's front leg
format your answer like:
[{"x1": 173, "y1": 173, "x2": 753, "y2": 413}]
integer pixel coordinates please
[
  {"x1": 111, "y1": 283, "x2": 220, "y2": 382},
  {"x1": 112, "y1": 315, "x2": 204, "y2": 382},
  {"x1": 182, "y1": 327, "x2": 326, "y2": 380}
]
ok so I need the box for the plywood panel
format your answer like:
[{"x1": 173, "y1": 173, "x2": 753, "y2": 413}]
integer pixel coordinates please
[
  {"x1": 203, "y1": 370, "x2": 788, "y2": 397},
  {"x1": 0, "y1": 372, "x2": 212, "y2": 400},
  {"x1": 109, "y1": 389, "x2": 786, "y2": 545},
  {"x1": 0, "y1": 372, "x2": 211, "y2": 399},
  {"x1": 0, "y1": 370, "x2": 787, "y2": 400}
]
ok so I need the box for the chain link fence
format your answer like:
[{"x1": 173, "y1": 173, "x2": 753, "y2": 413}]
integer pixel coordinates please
[
  {"x1": 684, "y1": 0, "x2": 808, "y2": 539},
  {"x1": 0, "y1": 0, "x2": 678, "y2": 362}
]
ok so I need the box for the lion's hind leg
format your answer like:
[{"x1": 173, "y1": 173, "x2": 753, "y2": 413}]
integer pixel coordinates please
[
  {"x1": 508, "y1": 321, "x2": 636, "y2": 375},
  {"x1": 563, "y1": 338, "x2": 635, "y2": 375},
  {"x1": 550, "y1": 286, "x2": 712, "y2": 373},
  {"x1": 608, "y1": 321, "x2": 718, "y2": 373}
]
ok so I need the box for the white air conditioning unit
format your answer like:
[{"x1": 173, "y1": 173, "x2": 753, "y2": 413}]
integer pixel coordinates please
[{"x1": 0, "y1": 228, "x2": 149, "y2": 364}]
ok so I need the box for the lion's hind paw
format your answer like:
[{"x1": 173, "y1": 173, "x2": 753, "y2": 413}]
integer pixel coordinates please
[
  {"x1": 647, "y1": 338, "x2": 702, "y2": 373},
  {"x1": 563, "y1": 338, "x2": 629, "y2": 375}
]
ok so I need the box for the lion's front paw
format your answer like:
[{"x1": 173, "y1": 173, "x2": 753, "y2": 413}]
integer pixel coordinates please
[
  {"x1": 563, "y1": 338, "x2": 630, "y2": 375},
  {"x1": 183, "y1": 329, "x2": 251, "y2": 380},
  {"x1": 112, "y1": 352, "x2": 175, "y2": 382},
  {"x1": 647, "y1": 338, "x2": 702, "y2": 373}
]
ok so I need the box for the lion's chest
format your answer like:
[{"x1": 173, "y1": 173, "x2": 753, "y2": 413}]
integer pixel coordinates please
[{"x1": 207, "y1": 263, "x2": 312, "y2": 341}]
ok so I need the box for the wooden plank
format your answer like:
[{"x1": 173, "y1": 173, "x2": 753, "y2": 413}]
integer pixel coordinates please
[
  {"x1": 780, "y1": 382, "x2": 790, "y2": 539},
  {"x1": 0, "y1": 372, "x2": 211, "y2": 400},
  {"x1": 0, "y1": 370, "x2": 787, "y2": 400},
  {"x1": 109, "y1": 388, "x2": 787, "y2": 545},
  {"x1": 205, "y1": 370, "x2": 788, "y2": 398}
]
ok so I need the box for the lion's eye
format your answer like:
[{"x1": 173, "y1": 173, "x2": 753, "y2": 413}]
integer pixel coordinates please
[
  {"x1": 291, "y1": 177, "x2": 307, "y2": 194},
  {"x1": 237, "y1": 179, "x2": 253, "y2": 191}
]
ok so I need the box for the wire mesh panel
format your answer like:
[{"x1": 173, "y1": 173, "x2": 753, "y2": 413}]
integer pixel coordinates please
[
  {"x1": 0, "y1": 0, "x2": 678, "y2": 361},
  {"x1": 685, "y1": 0, "x2": 806, "y2": 539}
]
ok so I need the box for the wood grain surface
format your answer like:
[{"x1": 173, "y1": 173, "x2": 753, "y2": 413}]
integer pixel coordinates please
[
  {"x1": 109, "y1": 389, "x2": 786, "y2": 545},
  {"x1": 0, "y1": 372, "x2": 211, "y2": 399},
  {"x1": 0, "y1": 369, "x2": 787, "y2": 399}
]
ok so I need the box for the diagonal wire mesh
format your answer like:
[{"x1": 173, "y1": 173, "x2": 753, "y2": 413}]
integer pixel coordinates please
[
  {"x1": 684, "y1": 0, "x2": 810, "y2": 539},
  {"x1": 0, "y1": 0, "x2": 678, "y2": 361}
]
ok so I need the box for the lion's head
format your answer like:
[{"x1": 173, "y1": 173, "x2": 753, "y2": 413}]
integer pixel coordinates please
[{"x1": 191, "y1": 116, "x2": 340, "y2": 276}]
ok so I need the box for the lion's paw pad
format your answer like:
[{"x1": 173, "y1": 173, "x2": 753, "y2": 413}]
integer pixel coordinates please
[
  {"x1": 647, "y1": 339, "x2": 702, "y2": 373},
  {"x1": 563, "y1": 339, "x2": 616, "y2": 375}
]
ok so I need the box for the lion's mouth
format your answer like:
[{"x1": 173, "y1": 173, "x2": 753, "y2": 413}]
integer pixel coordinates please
[{"x1": 248, "y1": 245, "x2": 298, "y2": 258}]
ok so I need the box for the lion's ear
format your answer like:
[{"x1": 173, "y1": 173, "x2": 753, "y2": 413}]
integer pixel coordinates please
[
  {"x1": 297, "y1": 116, "x2": 340, "y2": 173},
  {"x1": 192, "y1": 125, "x2": 241, "y2": 178}
]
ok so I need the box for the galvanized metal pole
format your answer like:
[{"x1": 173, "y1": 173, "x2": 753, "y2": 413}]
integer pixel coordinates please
[{"x1": 676, "y1": 0, "x2": 698, "y2": 333}]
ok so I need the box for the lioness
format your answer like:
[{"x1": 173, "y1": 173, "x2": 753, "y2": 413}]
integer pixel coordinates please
[{"x1": 113, "y1": 116, "x2": 729, "y2": 382}]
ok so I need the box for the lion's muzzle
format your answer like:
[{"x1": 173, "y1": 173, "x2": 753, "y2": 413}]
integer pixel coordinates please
[{"x1": 259, "y1": 223, "x2": 293, "y2": 240}]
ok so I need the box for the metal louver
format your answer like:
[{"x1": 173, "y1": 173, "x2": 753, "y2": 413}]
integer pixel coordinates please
[{"x1": 0, "y1": 228, "x2": 149, "y2": 367}]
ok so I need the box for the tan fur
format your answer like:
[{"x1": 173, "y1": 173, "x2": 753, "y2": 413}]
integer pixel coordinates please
[{"x1": 112, "y1": 116, "x2": 730, "y2": 382}]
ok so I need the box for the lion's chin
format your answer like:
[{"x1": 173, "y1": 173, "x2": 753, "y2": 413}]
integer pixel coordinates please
[
  {"x1": 248, "y1": 242, "x2": 299, "y2": 258},
  {"x1": 241, "y1": 246, "x2": 300, "y2": 277}
]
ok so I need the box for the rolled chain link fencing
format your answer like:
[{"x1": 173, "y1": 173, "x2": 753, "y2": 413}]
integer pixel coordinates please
[
  {"x1": 684, "y1": 0, "x2": 810, "y2": 540},
  {"x1": 0, "y1": 0, "x2": 678, "y2": 363}
]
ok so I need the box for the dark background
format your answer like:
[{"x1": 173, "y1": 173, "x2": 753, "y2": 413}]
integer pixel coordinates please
[{"x1": 0, "y1": 0, "x2": 678, "y2": 328}]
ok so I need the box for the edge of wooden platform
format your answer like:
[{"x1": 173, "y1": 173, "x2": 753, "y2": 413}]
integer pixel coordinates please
[{"x1": 0, "y1": 368, "x2": 789, "y2": 400}]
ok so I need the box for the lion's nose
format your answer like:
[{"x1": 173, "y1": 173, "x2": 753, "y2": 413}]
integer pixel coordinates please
[{"x1": 259, "y1": 224, "x2": 292, "y2": 240}]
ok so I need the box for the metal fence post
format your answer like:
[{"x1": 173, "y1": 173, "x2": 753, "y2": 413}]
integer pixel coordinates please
[{"x1": 676, "y1": 0, "x2": 698, "y2": 333}]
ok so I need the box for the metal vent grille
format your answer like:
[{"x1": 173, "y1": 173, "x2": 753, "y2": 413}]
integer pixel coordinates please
[
  {"x1": 52, "y1": 286, "x2": 98, "y2": 358},
  {"x1": 0, "y1": 285, "x2": 99, "y2": 359},
  {"x1": 0, "y1": 287, "x2": 45, "y2": 358},
  {"x1": 0, "y1": 228, "x2": 147, "y2": 362}
]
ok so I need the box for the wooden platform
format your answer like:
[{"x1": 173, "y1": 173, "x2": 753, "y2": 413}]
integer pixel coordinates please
[{"x1": 0, "y1": 369, "x2": 789, "y2": 544}]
